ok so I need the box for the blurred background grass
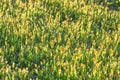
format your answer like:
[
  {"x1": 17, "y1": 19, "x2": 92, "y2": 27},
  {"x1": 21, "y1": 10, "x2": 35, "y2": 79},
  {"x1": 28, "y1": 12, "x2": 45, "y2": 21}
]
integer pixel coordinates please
[{"x1": 0, "y1": 0, "x2": 120, "y2": 80}]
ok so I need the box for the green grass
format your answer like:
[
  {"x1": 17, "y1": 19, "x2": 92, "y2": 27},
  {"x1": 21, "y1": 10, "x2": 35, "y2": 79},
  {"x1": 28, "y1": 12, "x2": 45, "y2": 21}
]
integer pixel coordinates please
[{"x1": 0, "y1": 0, "x2": 120, "y2": 80}]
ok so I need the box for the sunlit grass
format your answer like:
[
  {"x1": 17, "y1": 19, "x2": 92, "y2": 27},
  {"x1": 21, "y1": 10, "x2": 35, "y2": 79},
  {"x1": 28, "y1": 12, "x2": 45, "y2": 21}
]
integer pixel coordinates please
[{"x1": 0, "y1": 0, "x2": 120, "y2": 79}]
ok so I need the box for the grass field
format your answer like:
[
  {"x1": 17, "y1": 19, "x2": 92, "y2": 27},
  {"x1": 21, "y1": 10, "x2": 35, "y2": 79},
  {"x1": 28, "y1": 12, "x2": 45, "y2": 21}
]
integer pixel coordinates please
[{"x1": 0, "y1": 0, "x2": 120, "y2": 80}]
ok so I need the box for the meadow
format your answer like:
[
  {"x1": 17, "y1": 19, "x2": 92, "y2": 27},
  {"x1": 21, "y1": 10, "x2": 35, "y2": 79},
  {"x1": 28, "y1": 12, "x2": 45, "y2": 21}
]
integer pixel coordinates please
[{"x1": 0, "y1": 0, "x2": 120, "y2": 80}]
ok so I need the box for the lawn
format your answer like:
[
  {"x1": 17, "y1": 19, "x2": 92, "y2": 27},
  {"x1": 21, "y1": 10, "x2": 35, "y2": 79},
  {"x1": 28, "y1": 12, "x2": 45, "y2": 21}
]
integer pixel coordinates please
[{"x1": 0, "y1": 0, "x2": 120, "y2": 80}]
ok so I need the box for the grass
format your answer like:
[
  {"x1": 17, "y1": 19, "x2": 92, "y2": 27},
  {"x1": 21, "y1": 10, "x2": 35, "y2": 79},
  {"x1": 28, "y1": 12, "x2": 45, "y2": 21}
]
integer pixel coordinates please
[{"x1": 0, "y1": 0, "x2": 120, "y2": 80}]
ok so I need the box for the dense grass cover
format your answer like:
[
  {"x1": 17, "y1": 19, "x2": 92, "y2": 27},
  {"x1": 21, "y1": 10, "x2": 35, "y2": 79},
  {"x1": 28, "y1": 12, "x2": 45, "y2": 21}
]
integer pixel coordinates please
[{"x1": 0, "y1": 0, "x2": 120, "y2": 80}]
